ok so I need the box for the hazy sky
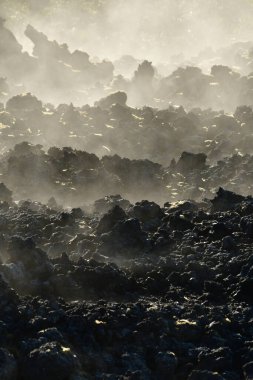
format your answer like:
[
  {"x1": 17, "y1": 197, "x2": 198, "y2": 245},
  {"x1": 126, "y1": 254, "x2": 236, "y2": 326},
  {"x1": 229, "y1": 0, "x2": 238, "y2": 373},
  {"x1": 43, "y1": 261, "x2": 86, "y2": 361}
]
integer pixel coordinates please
[{"x1": 2, "y1": 0, "x2": 253, "y2": 62}]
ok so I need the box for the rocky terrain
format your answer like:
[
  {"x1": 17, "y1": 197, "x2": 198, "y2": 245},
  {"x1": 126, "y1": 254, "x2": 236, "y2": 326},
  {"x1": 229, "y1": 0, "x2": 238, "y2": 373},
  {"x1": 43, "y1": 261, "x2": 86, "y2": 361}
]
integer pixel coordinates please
[
  {"x1": 1, "y1": 11, "x2": 253, "y2": 380},
  {"x1": 0, "y1": 187, "x2": 253, "y2": 379}
]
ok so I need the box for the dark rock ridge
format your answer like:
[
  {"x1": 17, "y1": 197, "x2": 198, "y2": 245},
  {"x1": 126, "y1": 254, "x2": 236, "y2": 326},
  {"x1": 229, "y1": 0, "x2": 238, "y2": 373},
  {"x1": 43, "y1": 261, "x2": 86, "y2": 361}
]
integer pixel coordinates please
[{"x1": 0, "y1": 142, "x2": 253, "y2": 206}]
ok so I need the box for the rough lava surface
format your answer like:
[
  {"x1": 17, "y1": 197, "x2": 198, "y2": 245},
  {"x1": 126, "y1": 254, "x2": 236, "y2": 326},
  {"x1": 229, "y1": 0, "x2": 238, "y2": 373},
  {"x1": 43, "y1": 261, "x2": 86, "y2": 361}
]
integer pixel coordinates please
[{"x1": 1, "y1": 13, "x2": 253, "y2": 380}]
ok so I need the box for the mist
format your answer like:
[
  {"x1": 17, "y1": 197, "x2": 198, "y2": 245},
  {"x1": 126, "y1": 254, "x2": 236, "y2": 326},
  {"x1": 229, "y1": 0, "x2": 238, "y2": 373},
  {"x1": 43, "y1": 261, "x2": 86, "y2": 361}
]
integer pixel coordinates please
[
  {"x1": 2, "y1": 0, "x2": 253, "y2": 63},
  {"x1": 1, "y1": 3, "x2": 253, "y2": 378},
  {"x1": 0, "y1": 0, "x2": 253, "y2": 204}
]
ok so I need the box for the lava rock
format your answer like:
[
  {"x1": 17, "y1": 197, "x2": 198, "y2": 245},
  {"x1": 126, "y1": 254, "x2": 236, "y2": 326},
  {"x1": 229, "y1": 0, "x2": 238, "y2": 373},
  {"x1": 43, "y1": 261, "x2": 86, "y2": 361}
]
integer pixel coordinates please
[
  {"x1": 22, "y1": 342, "x2": 79, "y2": 380},
  {"x1": 97, "y1": 205, "x2": 126, "y2": 234},
  {"x1": 188, "y1": 370, "x2": 225, "y2": 380},
  {"x1": 0, "y1": 348, "x2": 17, "y2": 380},
  {"x1": 155, "y1": 351, "x2": 178, "y2": 379}
]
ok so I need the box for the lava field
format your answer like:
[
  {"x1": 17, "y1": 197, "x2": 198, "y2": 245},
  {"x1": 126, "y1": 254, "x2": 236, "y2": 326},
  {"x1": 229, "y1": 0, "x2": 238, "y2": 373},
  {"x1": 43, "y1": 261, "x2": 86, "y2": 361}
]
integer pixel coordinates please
[{"x1": 1, "y1": 3, "x2": 253, "y2": 379}]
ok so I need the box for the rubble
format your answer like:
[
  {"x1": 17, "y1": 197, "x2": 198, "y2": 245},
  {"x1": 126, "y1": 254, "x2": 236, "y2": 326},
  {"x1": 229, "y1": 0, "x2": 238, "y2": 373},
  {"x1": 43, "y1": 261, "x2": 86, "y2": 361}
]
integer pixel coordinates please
[{"x1": 0, "y1": 188, "x2": 251, "y2": 377}]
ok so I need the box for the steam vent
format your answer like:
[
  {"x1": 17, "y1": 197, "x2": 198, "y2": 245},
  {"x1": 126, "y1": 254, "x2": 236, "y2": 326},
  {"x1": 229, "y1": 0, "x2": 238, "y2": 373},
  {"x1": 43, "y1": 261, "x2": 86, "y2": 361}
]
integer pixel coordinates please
[{"x1": 1, "y1": 1, "x2": 253, "y2": 378}]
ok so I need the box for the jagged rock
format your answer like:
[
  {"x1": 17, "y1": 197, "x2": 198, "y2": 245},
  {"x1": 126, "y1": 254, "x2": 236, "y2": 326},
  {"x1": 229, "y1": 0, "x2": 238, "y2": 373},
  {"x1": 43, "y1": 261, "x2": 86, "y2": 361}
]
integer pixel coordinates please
[
  {"x1": 97, "y1": 205, "x2": 126, "y2": 234},
  {"x1": 211, "y1": 188, "x2": 245, "y2": 212},
  {"x1": 95, "y1": 91, "x2": 127, "y2": 110},
  {"x1": 188, "y1": 370, "x2": 225, "y2": 380},
  {"x1": 0, "y1": 348, "x2": 17, "y2": 380},
  {"x1": 176, "y1": 152, "x2": 207, "y2": 172},
  {"x1": 22, "y1": 342, "x2": 79, "y2": 380},
  {"x1": 0, "y1": 183, "x2": 12, "y2": 203},
  {"x1": 93, "y1": 195, "x2": 131, "y2": 214},
  {"x1": 129, "y1": 200, "x2": 164, "y2": 222}
]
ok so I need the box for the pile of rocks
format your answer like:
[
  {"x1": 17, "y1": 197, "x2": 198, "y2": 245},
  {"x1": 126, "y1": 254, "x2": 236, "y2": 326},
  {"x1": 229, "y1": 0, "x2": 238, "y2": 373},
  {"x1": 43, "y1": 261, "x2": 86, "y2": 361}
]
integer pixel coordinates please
[{"x1": 0, "y1": 188, "x2": 253, "y2": 378}]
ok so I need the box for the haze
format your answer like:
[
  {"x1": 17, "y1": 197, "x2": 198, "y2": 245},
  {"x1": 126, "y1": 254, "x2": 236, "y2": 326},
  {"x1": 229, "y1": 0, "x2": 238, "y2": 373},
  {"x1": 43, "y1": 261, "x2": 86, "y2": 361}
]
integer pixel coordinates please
[{"x1": 2, "y1": 0, "x2": 253, "y2": 63}]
